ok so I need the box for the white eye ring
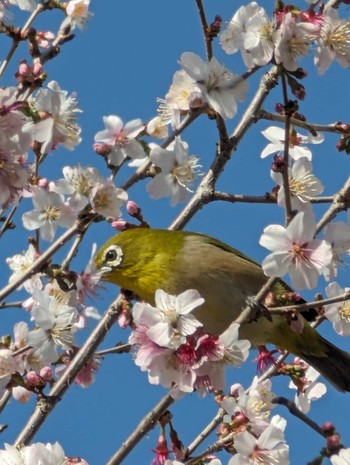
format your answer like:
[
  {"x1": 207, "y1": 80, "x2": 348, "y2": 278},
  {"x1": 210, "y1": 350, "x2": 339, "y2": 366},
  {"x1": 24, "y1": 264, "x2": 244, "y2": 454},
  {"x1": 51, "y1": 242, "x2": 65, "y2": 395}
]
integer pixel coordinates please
[{"x1": 104, "y1": 245, "x2": 123, "y2": 268}]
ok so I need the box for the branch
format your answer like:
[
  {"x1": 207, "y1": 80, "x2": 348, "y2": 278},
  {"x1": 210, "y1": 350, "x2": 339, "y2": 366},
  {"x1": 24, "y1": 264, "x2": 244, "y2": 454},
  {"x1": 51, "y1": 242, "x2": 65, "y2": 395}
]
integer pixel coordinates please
[
  {"x1": 195, "y1": 0, "x2": 213, "y2": 60},
  {"x1": 316, "y1": 176, "x2": 350, "y2": 235},
  {"x1": 105, "y1": 391, "x2": 175, "y2": 465},
  {"x1": 272, "y1": 396, "x2": 325, "y2": 437},
  {"x1": 260, "y1": 111, "x2": 349, "y2": 136}
]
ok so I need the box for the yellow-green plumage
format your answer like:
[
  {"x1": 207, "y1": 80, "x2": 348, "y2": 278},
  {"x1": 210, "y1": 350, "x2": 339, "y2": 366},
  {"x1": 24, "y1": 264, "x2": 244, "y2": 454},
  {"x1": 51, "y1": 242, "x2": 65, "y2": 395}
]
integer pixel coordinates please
[{"x1": 94, "y1": 228, "x2": 350, "y2": 392}]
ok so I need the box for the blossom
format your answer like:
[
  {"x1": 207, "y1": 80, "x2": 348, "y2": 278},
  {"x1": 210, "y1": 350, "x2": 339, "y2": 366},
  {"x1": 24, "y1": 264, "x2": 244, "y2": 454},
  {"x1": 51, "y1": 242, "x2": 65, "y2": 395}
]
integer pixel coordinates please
[
  {"x1": 229, "y1": 421, "x2": 289, "y2": 465},
  {"x1": 94, "y1": 115, "x2": 145, "y2": 167},
  {"x1": 157, "y1": 70, "x2": 198, "y2": 128},
  {"x1": 66, "y1": 0, "x2": 92, "y2": 30},
  {"x1": 260, "y1": 210, "x2": 332, "y2": 289},
  {"x1": 129, "y1": 290, "x2": 249, "y2": 395},
  {"x1": 324, "y1": 222, "x2": 350, "y2": 281},
  {"x1": 243, "y1": 6, "x2": 276, "y2": 66},
  {"x1": 0, "y1": 349, "x2": 18, "y2": 390},
  {"x1": 50, "y1": 165, "x2": 102, "y2": 211},
  {"x1": 179, "y1": 52, "x2": 248, "y2": 119},
  {"x1": 261, "y1": 126, "x2": 324, "y2": 161},
  {"x1": 6, "y1": 244, "x2": 42, "y2": 292},
  {"x1": 22, "y1": 187, "x2": 77, "y2": 241},
  {"x1": 27, "y1": 290, "x2": 78, "y2": 368},
  {"x1": 147, "y1": 138, "x2": 201, "y2": 206},
  {"x1": 0, "y1": 150, "x2": 29, "y2": 208},
  {"x1": 289, "y1": 362, "x2": 326, "y2": 413},
  {"x1": 30, "y1": 80, "x2": 82, "y2": 154},
  {"x1": 331, "y1": 448, "x2": 350, "y2": 465},
  {"x1": 8, "y1": 0, "x2": 36, "y2": 11},
  {"x1": 274, "y1": 13, "x2": 317, "y2": 71},
  {"x1": 88, "y1": 177, "x2": 128, "y2": 218},
  {"x1": 271, "y1": 157, "x2": 324, "y2": 211},
  {"x1": 314, "y1": 8, "x2": 350, "y2": 75},
  {"x1": 136, "y1": 289, "x2": 204, "y2": 349},
  {"x1": 219, "y1": 2, "x2": 260, "y2": 67},
  {"x1": 0, "y1": 441, "x2": 71, "y2": 465},
  {"x1": 324, "y1": 282, "x2": 350, "y2": 337},
  {"x1": 222, "y1": 378, "x2": 276, "y2": 434}
]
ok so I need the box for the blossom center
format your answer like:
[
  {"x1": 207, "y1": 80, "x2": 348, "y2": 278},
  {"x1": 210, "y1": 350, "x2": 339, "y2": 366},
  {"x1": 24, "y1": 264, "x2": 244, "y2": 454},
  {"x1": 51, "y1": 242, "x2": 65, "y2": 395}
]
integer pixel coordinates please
[
  {"x1": 250, "y1": 447, "x2": 274, "y2": 465},
  {"x1": 43, "y1": 205, "x2": 61, "y2": 222},
  {"x1": 259, "y1": 23, "x2": 275, "y2": 41},
  {"x1": 339, "y1": 302, "x2": 350, "y2": 322},
  {"x1": 172, "y1": 156, "x2": 199, "y2": 186},
  {"x1": 115, "y1": 131, "x2": 129, "y2": 147},
  {"x1": 325, "y1": 22, "x2": 350, "y2": 55}
]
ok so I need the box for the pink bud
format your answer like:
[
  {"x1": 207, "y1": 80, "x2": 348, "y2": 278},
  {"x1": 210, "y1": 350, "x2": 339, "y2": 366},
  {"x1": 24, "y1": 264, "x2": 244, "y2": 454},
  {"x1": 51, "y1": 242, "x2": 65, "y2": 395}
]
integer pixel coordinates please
[
  {"x1": 32, "y1": 62, "x2": 43, "y2": 77},
  {"x1": 93, "y1": 142, "x2": 112, "y2": 156},
  {"x1": 18, "y1": 61, "x2": 31, "y2": 77},
  {"x1": 38, "y1": 178, "x2": 49, "y2": 188},
  {"x1": 126, "y1": 200, "x2": 141, "y2": 217},
  {"x1": 26, "y1": 371, "x2": 41, "y2": 386},
  {"x1": 327, "y1": 434, "x2": 341, "y2": 450},
  {"x1": 111, "y1": 220, "x2": 128, "y2": 231},
  {"x1": 40, "y1": 366, "x2": 53, "y2": 381},
  {"x1": 322, "y1": 422, "x2": 335, "y2": 434}
]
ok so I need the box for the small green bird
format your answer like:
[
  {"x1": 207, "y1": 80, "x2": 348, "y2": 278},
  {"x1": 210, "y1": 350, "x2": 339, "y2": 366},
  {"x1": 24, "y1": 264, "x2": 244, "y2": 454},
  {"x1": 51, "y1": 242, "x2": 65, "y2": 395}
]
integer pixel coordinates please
[{"x1": 94, "y1": 228, "x2": 350, "y2": 392}]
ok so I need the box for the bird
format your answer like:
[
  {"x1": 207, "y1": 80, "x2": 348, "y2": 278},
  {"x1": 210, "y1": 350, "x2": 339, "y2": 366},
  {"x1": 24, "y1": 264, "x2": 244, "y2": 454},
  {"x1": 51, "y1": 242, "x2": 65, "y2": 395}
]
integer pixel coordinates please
[{"x1": 94, "y1": 227, "x2": 350, "y2": 392}]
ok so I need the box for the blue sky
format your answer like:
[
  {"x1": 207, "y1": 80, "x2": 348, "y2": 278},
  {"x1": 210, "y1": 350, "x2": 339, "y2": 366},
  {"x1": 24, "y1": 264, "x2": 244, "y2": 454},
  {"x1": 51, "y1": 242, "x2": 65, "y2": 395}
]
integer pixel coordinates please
[{"x1": 1, "y1": 1, "x2": 350, "y2": 465}]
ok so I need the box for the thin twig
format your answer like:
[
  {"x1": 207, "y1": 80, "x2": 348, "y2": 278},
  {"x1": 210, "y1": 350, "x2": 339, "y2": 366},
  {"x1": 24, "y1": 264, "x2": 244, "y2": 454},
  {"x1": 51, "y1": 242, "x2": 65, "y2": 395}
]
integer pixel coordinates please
[
  {"x1": 105, "y1": 391, "x2": 175, "y2": 465},
  {"x1": 186, "y1": 408, "x2": 225, "y2": 457},
  {"x1": 212, "y1": 192, "x2": 334, "y2": 205},
  {"x1": 96, "y1": 343, "x2": 131, "y2": 356},
  {"x1": 316, "y1": 176, "x2": 350, "y2": 235},
  {"x1": 195, "y1": 0, "x2": 213, "y2": 60},
  {"x1": 272, "y1": 396, "x2": 325, "y2": 437},
  {"x1": 260, "y1": 111, "x2": 347, "y2": 136},
  {"x1": 0, "y1": 390, "x2": 11, "y2": 415}
]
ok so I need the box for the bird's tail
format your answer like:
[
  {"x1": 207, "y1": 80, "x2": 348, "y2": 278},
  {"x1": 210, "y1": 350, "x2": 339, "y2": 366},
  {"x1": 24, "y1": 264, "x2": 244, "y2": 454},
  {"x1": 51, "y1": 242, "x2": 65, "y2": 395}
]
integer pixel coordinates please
[{"x1": 301, "y1": 336, "x2": 350, "y2": 392}]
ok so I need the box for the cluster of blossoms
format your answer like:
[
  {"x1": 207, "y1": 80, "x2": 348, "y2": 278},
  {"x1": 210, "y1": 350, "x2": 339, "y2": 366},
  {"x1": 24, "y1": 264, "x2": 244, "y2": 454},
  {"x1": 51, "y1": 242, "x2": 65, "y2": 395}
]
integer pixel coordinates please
[
  {"x1": 128, "y1": 289, "x2": 250, "y2": 396},
  {"x1": 93, "y1": 110, "x2": 202, "y2": 205},
  {"x1": 0, "y1": 441, "x2": 88, "y2": 465},
  {"x1": 220, "y1": 2, "x2": 350, "y2": 75},
  {"x1": 22, "y1": 164, "x2": 127, "y2": 241},
  {"x1": 2, "y1": 239, "x2": 103, "y2": 402}
]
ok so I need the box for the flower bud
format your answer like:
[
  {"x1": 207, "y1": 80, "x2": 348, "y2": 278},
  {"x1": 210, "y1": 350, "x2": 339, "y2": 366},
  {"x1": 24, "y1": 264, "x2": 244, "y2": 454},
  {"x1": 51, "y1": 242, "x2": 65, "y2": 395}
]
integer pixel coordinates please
[
  {"x1": 40, "y1": 366, "x2": 53, "y2": 381},
  {"x1": 126, "y1": 200, "x2": 141, "y2": 218},
  {"x1": 26, "y1": 371, "x2": 41, "y2": 386}
]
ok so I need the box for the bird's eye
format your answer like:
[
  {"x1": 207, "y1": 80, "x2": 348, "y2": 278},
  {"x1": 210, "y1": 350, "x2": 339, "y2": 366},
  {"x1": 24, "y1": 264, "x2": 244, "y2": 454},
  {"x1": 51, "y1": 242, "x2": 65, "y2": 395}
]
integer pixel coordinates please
[{"x1": 104, "y1": 245, "x2": 123, "y2": 268}]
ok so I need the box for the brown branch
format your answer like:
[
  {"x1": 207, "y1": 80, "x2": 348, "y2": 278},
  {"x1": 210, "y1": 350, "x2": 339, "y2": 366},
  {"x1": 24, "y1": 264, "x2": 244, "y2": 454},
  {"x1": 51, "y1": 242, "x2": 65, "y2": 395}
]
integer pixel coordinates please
[{"x1": 105, "y1": 391, "x2": 175, "y2": 465}]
